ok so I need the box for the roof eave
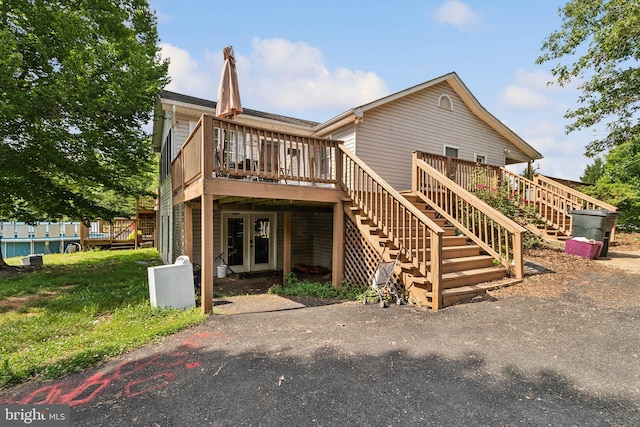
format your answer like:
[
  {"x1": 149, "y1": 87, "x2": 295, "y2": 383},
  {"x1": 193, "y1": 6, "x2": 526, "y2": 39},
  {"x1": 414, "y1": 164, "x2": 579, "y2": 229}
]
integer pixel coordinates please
[
  {"x1": 445, "y1": 74, "x2": 543, "y2": 161},
  {"x1": 312, "y1": 109, "x2": 360, "y2": 135},
  {"x1": 151, "y1": 94, "x2": 165, "y2": 152}
]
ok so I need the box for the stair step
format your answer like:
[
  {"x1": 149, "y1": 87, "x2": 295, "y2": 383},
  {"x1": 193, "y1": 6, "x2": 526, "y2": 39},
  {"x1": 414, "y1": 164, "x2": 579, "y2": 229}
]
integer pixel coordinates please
[
  {"x1": 441, "y1": 278, "x2": 523, "y2": 306},
  {"x1": 386, "y1": 235, "x2": 471, "y2": 250},
  {"x1": 441, "y1": 266, "x2": 507, "y2": 289},
  {"x1": 428, "y1": 255, "x2": 494, "y2": 273},
  {"x1": 111, "y1": 244, "x2": 135, "y2": 250},
  {"x1": 440, "y1": 245, "x2": 481, "y2": 259}
]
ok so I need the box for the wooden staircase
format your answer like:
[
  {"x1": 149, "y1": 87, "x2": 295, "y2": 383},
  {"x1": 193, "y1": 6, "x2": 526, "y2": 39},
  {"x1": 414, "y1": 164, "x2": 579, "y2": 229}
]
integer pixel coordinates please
[
  {"x1": 345, "y1": 193, "x2": 518, "y2": 309},
  {"x1": 500, "y1": 169, "x2": 618, "y2": 245},
  {"x1": 519, "y1": 204, "x2": 570, "y2": 244}
]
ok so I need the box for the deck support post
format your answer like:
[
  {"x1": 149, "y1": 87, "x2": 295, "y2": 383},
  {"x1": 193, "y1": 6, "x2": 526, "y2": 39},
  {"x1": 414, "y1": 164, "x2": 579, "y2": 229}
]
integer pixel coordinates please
[
  {"x1": 80, "y1": 224, "x2": 88, "y2": 251},
  {"x1": 332, "y1": 201, "x2": 344, "y2": 288},
  {"x1": 201, "y1": 195, "x2": 214, "y2": 314},
  {"x1": 513, "y1": 232, "x2": 524, "y2": 279},
  {"x1": 283, "y1": 211, "x2": 292, "y2": 287},
  {"x1": 430, "y1": 229, "x2": 443, "y2": 312}
]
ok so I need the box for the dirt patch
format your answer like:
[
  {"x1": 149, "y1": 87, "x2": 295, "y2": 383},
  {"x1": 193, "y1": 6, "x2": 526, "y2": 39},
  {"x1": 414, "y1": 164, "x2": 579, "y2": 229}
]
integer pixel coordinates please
[
  {"x1": 210, "y1": 271, "x2": 345, "y2": 307},
  {"x1": 212, "y1": 272, "x2": 282, "y2": 296},
  {"x1": 490, "y1": 232, "x2": 640, "y2": 303},
  {"x1": 0, "y1": 290, "x2": 58, "y2": 313},
  {"x1": 597, "y1": 249, "x2": 640, "y2": 274},
  {"x1": 0, "y1": 266, "x2": 20, "y2": 280}
]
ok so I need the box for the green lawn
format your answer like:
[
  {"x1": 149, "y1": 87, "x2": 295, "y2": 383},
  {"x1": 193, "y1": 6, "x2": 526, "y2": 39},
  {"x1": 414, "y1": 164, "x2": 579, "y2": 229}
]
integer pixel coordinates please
[{"x1": 0, "y1": 249, "x2": 206, "y2": 388}]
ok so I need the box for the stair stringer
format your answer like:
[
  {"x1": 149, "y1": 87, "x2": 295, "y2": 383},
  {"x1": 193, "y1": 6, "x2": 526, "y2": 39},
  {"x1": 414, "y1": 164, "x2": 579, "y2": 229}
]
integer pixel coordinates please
[
  {"x1": 343, "y1": 203, "x2": 437, "y2": 309},
  {"x1": 344, "y1": 198, "x2": 517, "y2": 309}
]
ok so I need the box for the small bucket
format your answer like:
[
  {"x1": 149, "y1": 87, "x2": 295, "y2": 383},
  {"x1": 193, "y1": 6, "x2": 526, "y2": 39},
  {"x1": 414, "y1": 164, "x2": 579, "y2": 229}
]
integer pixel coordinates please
[{"x1": 216, "y1": 265, "x2": 227, "y2": 278}]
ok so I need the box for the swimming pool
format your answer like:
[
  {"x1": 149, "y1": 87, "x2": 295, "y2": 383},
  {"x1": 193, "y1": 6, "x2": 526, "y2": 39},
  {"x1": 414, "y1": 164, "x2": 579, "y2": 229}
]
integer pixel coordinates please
[{"x1": 1, "y1": 222, "x2": 82, "y2": 257}]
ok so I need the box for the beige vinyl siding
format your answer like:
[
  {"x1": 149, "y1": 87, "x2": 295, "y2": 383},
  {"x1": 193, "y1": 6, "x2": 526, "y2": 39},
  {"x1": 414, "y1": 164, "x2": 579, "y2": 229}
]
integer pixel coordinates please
[
  {"x1": 312, "y1": 211, "x2": 333, "y2": 268},
  {"x1": 192, "y1": 208, "x2": 201, "y2": 265},
  {"x1": 330, "y1": 125, "x2": 356, "y2": 152},
  {"x1": 172, "y1": 116, "x2": 194, "y2": 160},
  {"x1": 158, "y1": 178, "x2": 173, "y2": 263},
  {"x1": 291, "y1": 211, "x2": 314, "y2": 265},
  {"x1": 276, "y1": 213, "x2": 284, "y2": 270},
  {"x1": 355, "y1": 82, "x2": 528, "y2": 190}
]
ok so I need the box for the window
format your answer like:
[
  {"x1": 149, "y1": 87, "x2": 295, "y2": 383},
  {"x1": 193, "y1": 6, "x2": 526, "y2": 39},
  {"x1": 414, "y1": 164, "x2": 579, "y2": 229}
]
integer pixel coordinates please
[
  {"x1": 444, "y1": 145, "x2": 459, "y2": 158},
  {"x1": 438, "y1": 94, "x2": 453, "y2": 111},
  {"x1": 319, "y1": 147, "x2": 332, "y2": 176},
  {"x1": 474, "y1": 153, "x2": 487, "y2": 164},
  {"x1": 160, "y1": 129, "x2": 172, "y2": 182},
  {"x1": 224, "y1": 130, "x2": 244, "y2": 166}
]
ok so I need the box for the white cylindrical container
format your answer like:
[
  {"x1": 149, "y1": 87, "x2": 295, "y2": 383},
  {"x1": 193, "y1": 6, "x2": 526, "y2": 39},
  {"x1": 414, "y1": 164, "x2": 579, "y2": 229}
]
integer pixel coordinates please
[{"x1": 216, "y1": 265, "x2": 227, "y2": 278}]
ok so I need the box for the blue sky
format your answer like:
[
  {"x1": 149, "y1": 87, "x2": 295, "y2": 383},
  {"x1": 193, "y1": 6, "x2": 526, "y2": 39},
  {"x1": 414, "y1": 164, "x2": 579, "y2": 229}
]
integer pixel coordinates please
[{"x1": 152, "y1": 0, "x2": 594, "y2": 181}]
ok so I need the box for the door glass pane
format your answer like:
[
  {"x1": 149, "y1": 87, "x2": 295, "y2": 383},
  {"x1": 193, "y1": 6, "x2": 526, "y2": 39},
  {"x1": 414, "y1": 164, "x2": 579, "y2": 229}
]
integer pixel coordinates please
[
  {"x1": 227, "y1": 217, "x2": 244, "y2": 266},
  {"x1": 253, "y1": 217, "x2": 270, "y2": 265}
]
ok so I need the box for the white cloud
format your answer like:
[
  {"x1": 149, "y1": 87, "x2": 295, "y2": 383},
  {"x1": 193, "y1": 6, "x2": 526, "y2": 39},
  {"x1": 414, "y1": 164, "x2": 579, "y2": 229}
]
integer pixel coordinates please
[
  {"x1": 498, "y1": 68, "x2": 564, "y2": 111},
  {"x1": 159, "y1": 38, "x2": 389, "y2": 121},
  {"x1": 246, "y1": 38, "x2": 388, "y2": 112},
  {"x1": 435, "y1": 0, "x2": 482, "y2": 31},
  {"x1": 500, "y1": 84, "x2": 554, "y2": 110},
  {"x1": 513, "y1": 69, "x2": 555, "y2": 91},
  {"x1": 160, "y1": 43, "x2": 217, "y2": 98},
  {"x1": 513, "y1": 119, "x2": 590, "y2": 180}
]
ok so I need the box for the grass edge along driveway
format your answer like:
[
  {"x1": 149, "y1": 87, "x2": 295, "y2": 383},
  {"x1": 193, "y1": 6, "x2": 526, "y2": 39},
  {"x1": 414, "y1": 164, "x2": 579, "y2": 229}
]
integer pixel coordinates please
[{"x1": 0, "y1": 249, "x2": 206, "y2": 389}]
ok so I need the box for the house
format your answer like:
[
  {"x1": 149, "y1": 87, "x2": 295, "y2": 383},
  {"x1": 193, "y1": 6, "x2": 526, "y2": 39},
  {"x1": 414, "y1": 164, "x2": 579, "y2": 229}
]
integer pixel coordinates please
[
  {"x1": 152, "y1": 72, "x2": 614, "y2": 313},
  {"x1": 312, "y1": 73, "x2": 542, "y2": 190}
]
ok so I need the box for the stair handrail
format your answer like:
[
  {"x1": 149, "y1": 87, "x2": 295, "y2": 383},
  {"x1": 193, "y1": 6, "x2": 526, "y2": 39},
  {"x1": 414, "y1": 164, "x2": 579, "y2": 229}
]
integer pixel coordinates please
[
  {"x1": 534, "y1": 174, "x2": 618, "y2": 211},
  {"x1": 501, "y1": 168, "x2": 570, "y2": 234},
  {"x1": 414, "y1": 155, "x2": 526, "y2": 278},
  {"x1": 339, "y1": 146, "x2": 446, "y2": 308},
  {"x1": 499, "y1": 168, "x2": 616, "y2": 238}
]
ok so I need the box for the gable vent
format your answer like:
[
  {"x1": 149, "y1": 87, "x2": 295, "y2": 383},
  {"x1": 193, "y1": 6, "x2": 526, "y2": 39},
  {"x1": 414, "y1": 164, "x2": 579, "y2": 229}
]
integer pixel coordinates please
[{"x1": 438, "y1": 94, "x2": 453, "y2": 111}]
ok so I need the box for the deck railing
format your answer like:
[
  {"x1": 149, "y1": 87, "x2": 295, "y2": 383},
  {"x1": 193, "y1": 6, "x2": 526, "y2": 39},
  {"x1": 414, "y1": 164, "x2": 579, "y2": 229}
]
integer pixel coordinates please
[
  {"x1": 415, "y1": 150, "x2": 617, "y2": 240},
  {"x1": 499, "y1": 168, "x2": 618, "y2": 238},
  {"x1": 80, "y1": 218, "x2": 155, "y2": 248},
  {"x1": 81, "y1": 218, "x2": 135, "y2": 243},
  {"x1": 413, "y1": 153, "x2": 525, "y2": 277},
  {"x1": 340, "y1": 146, "x2": 445, "y2": 309},
  {"x1": 416, "y1": 152, "x2": 501, "y2": 192},
  {"x1": 171, "y1": 114, "x2": 340, "y2": 194},
  {"x1": 534, "y1": 174, "x2": 617, "y2": 211}
]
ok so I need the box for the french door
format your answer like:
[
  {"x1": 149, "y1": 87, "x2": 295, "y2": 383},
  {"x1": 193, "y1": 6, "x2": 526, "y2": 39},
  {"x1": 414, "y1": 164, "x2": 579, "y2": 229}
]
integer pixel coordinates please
[{"x1": 222, "y1": 212, "x2": 276, "y2": 273}]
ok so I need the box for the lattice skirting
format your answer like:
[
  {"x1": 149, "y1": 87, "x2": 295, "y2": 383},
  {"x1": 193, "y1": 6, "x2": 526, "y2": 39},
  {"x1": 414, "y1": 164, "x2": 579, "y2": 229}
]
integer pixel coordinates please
[{"x1": 343, "y1": 215, "x2": 381, "y2": 287}]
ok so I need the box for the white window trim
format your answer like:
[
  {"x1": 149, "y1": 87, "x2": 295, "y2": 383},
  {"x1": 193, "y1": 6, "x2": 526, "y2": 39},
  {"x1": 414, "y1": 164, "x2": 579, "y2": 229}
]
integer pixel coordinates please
[
  {"x1": 443, "y1": 144, "x2": 459, "y2": 158},
  {"x1": 438, "y1": 94, "x2": 453, "y2": 111},
  {"x1": 474, "y1": 153, "x2": 487, "y2": 164}
]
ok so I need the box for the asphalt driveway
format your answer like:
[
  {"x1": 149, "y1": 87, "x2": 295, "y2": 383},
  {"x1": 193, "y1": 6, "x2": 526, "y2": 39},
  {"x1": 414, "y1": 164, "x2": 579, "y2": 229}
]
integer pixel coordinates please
[{"x1": 3, "y1": 263, "x2": 639, "y2": 426}]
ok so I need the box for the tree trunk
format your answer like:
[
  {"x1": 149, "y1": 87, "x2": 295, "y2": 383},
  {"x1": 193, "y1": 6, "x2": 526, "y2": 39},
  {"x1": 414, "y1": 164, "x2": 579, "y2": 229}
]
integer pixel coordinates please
[{"x1": 0, "y1": 237, "x2": 14, "y2": 270}]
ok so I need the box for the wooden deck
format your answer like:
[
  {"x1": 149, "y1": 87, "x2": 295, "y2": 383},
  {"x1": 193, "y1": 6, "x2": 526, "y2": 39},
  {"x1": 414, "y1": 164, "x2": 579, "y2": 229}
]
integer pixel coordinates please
[
  {"x1": 80, "y1": 199, "x2": 156, "y2": 250},
  {"x1": 167, "y1": 116, "x2": 615, "y2": 314}
]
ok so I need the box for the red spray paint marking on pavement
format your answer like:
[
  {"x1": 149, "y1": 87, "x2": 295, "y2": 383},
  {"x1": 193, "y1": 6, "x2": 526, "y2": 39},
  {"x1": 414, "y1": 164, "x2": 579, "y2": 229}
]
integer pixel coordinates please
[
  {"x1": 6, "y1": 330, "x2": 232, "y2": 407},
  {"x1": 125, "y1": 372, "x2": 175, "y2": 398}
]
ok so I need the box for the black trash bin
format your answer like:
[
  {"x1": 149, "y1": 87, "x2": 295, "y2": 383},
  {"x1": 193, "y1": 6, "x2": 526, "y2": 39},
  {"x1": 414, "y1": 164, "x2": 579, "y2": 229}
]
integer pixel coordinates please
[{"x1": 568, "y1": 209, "x2": 619, "y2": 257}]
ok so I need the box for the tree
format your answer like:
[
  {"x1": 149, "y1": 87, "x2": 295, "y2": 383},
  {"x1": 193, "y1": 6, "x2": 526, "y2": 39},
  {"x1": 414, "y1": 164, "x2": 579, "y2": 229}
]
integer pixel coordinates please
[
  {"x1": 538, "y1": 1, "x2": 640, "y2": 227},
  {"x1": 580, "y1": 142, "x2": 640, "y2": 227},
  {"x1": 580, "y1": 157, "x2": 605, "y2": 184},
  {"x1": 0, "y1": 0, "x2": 168, "y2": 224},
  {"x1": 536, "y1": 0, "x2": 640, "y2": 156}
]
